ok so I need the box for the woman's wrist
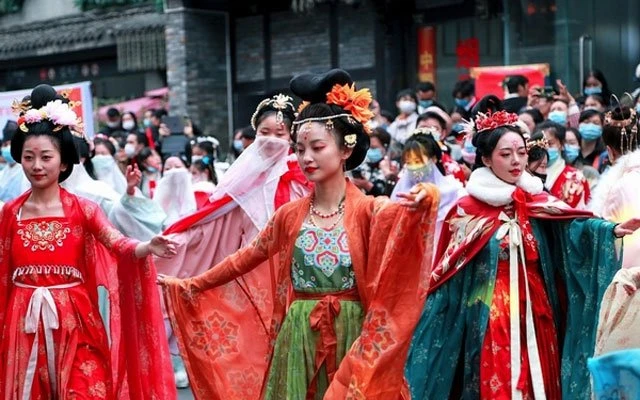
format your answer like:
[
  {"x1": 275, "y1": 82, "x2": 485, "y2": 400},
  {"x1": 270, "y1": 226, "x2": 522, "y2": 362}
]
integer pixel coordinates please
[{"x1": 135, "y1": 241, "x2": 150, "y2": 258}]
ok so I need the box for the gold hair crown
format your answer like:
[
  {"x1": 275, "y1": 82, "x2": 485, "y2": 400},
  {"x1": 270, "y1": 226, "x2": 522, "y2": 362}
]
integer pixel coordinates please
[
  {"x1": 250, "y1": 94, "x2": 295, "y2": 130},
  {"x1": 604, "y1": 106, "x2": 638, "y2": 154}
]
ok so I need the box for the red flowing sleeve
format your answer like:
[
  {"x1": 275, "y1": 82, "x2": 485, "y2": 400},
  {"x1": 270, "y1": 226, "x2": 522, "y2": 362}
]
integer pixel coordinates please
[
  {"x1": 72, "y1": 193, "x2": 176, "y2": 399},
  {"x1": 161, "y1": 207, "x2": 283, "y2": 399}
]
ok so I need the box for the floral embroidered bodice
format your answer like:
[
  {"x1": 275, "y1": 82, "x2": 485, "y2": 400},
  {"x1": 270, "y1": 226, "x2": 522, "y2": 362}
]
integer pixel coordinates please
[
  {"x1": 291, "y1": 224, "x2": 355, "y2": 293},
  {"x1": 11, "y1": 216, "x2": 84, "y2": 286}
]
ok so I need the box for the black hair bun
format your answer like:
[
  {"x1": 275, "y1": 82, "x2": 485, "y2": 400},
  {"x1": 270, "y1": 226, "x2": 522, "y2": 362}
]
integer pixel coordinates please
[
  {"x1": 30, "y1": 84, "x2": 58, "y2": 108},
  {"x1": 290, "y1": 69, "x2": 353, "y2": 103}
]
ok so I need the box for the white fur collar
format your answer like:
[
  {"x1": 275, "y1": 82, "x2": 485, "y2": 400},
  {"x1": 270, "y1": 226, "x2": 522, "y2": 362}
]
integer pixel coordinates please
[
  {"x1": 466, "y1": 167, "x2": 544, "y2": 207},
  {"x1": 588, "y1": 148, "x2": 640, "y2": 216}
]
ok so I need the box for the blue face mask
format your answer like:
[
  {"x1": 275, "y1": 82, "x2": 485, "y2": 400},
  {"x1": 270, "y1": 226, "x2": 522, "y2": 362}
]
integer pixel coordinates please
[
  {"x1": 547, "y1": 147, "x2": 560, "y2": 166},
  {"x1": 564, "y1": 144, "x2": 580, "y2": 163},
  {"x1": 584, "y1": 86, "x2": 602, "y2": 96},
  {"x1": 454, "y1": 98, "x2": 470, "y2": 108},
  {"x1": 233, "y1": 139, "x2": 244, "y2": 152},
  {"x1": 146, "y1": 166, "x2": 158, "y2": 173},
  {"x1": 635, "y1": 104, "x2": 640, "y2": 114},
  {"x1": 579, "y1": 123, "x2": 603, "y2": 141},
  {"x1": 452, "y1": 123, "x2": 464, "y2": 133},
  {"x1": 419, "y1": 99, "x2": 434, "y2": 109},
  {"x1": 548, "y1": 110, "x2": 567, "y2": 125},
  {"x1": 366, "y1": 148, "x2": 384, "y2": 164},
  {"x1": 463, "y1": 139, "x2": 476, "y2": 153},
  {"x1": 1, "y1": 146, "x2": 15, "y2": 164}
]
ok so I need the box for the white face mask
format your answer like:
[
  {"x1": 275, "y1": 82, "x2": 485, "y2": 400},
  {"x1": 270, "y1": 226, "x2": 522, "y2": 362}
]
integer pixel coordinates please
[
  {"x1": 122, "y1": 120, "x2": 135, "y2": 131},
  {"x1": 398, "y1": 100, "x2": 416, "y2": 114},
  {"x1": 107, "y1": 120, "x2": 120, "y2": 129},
  {"x1": 92, "y1": 154, "x2": 115, "y2": 172},
  {"x1": 191, "y1": 155, "x2": 203, "y2": 163},
  {"x1": 124, "y1": 143, "x2": 136, "y2": 157}
]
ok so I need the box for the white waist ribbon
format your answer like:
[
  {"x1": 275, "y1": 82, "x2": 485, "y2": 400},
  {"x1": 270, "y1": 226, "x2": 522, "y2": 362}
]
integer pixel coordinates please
[
  {"x1": 13, "y1": 281, "x2": 81, "y2": 400},
  {"x1": 495, "y1": 212, "x2": 546, "y2": 400}
]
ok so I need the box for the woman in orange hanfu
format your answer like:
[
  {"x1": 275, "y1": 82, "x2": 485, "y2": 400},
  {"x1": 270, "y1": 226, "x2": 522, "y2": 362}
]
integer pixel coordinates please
[
  {"x1": 0, "y1": 84, "x2": 177, "y2": 399},
  {"x1": 159, "y1": 69, "x2": 441, "y2": 399}
]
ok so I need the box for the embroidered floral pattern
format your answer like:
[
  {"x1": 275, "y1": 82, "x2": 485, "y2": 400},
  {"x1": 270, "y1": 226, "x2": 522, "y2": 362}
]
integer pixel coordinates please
[
  {"x1": 228, "y1": 368, "x2": 262, "y2": 399},
  {"x1": 18, "y1": 220, "x2": 70, "y2": 251},
  {"x1": 88, "y1": 381, "x2": 107, "y2": 398},
  {"x1": 353, "y1": 309, "x2": 395, "y2": 365},
  {"x1": 190, "y1": 311, "x2": 239, "y2": 360},
  {"x1": 295, "y1": 226, "x2": 351, "y2": 277},
  {"x1": 80, "y1": 360, "x2": 98, "y2": 377}
]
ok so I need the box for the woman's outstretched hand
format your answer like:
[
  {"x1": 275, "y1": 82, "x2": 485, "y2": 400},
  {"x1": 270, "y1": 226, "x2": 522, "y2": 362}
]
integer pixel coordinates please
[
  {"x1": 136, "y1": 235, "x2": 179, "y2": 258},
  {"x1": 614, "y1": 217, "x2": 640, "y2": 238},
  {"x1": 396, "y1": 184, "x2": 431, "y2": 209}
]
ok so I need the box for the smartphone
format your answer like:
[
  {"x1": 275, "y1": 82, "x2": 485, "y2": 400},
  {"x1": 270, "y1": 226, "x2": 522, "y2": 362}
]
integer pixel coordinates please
[{"x1": 162, "y1": 116, "x2": 185, "y2": 135}]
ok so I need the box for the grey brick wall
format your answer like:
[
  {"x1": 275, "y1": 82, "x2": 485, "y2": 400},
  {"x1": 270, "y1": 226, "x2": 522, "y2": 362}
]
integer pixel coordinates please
[
  {"x1": 338, "y1": 3, "x2": 375, "y2": 70},
  {"x1": 166, "y1": 10, "x2": 230, "y2": 146},
  {"x1": 235, "y1": 15, "x2": 265, "y2": 83},
  {"x1": 270, "y1": 10, "x2": 331, "y2": 78}
]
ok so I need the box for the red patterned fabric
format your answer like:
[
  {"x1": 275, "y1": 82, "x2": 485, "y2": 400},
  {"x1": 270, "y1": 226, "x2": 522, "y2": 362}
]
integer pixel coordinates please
[
  {"x1": 0, "y1": 188, "x2": 175, "y2": 399},
  {"x1": 549, "y1": 165, "x2": 591, "y2": 208}
]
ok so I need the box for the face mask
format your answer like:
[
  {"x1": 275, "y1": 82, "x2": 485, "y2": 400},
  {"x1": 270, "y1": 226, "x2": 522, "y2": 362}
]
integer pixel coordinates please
[
  {"x1": 564, "y1": 145, "x2": 580, "y2": 163},
  {"x1": 548, "y1": 110, "x2": 567, "y2": 125},
  {"x1": 584, "y1": 86, "x2": 602, "y2": 96},
  {"x1": 107, "y1": 121, "x2": 120, "y2": 129},
  {"x1": 192, "y1": 174, "x2": 206, "y2": 184},
  {"x1": 579, "y1": 123, "x2": 603, "y2": 141},
  {"x1": 191, "y1": 155, "x2": 203, "y2": 163},
  {"x1": 92, "y1": 154, "x2": 115, "y2": 172},
  {"x1": 143, "y1": 118, "x2": 152, "y2": 128},
  {"x1": 122, "y1": 120, "x2": 135, "y2": 131},
  {"x1": 124, "y1": 143, "x2": 136, "y2": 157},
  {"x1": 398, "y1": 100, "x2": 416, "y2": 114},
  {"x1": 406, "y1": 163, "x2": 432, "y2": 184},
  {"x1": 455, "y1": 98, "x2": 470, "y2": 108},
  {"x1": 233, "y1": 140, "x2": 244, "y2": 152},
  {"x1": 547, "y1": 147, "x2": 560, "y2": 166},
  {"x1": 636, "y1": 105, "x2": 640, "y2": 114},
  {"x1": 419, "y1": 99, "x2": 433, "y2": 109},
  {"x1": 452, "y1": 123, "x2": 464, "y2": 133},
  {"x1": 366, "y1": 148, "x2": 384, "y2": 164},
  {"x1": 146, "y1": 166, "x2": 158, "y2": 173},
  {"x1": 1, "y1": 146, "x2": 15, "y2": 164},
  {"x1": 532, "y1": 172, "x2": 547, "y2": 185}
]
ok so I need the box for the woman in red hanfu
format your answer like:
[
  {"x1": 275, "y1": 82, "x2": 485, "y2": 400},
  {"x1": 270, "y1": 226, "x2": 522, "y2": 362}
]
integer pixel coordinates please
[
  {"x1": 159, "y1": 69, "x2": 441, "y2": 399},
  {"x1": 0, "y1": 84, "x2": 177, "y2": 399},
  {"x1": 536, "y1": 120, "x2": 591, "y2": 208}
]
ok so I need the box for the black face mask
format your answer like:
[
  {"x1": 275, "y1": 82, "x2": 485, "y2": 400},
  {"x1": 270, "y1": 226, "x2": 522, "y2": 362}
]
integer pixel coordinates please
[{"x1": 532, "y1": 172, "x2": 547, "y2": 185}]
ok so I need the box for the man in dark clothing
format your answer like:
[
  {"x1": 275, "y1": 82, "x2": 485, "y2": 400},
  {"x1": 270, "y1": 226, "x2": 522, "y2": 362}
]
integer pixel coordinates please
[{"x1": 502, "y1": 75, "x2": 529, "y2": 114}]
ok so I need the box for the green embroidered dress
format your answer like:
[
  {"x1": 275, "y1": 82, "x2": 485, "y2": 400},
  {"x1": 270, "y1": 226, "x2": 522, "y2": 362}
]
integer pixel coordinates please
[{"x1": 264, "y1": 223, "x2": 364, "y2": 399}]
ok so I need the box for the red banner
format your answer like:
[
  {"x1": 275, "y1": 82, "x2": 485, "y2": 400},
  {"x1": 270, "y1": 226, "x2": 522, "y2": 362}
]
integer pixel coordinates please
[
  {"x1": 417, "y1": 26, "x2": 436, "y2": 83},
  {"x1": 470, "y1": 64, "x2": 550, "y2": 99}
]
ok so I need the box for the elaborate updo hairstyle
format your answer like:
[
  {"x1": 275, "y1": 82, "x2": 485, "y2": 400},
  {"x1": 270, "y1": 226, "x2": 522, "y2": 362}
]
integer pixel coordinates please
[
  {"x1": 469, "y1": 97, "x2": 523, "y2": 170},
  {"x1": 290, "y1": 69, "x2": 373, "y2": 171},
  {"x1": 470, "y1": 94, "x2": 502, "y2": 119},
  {"x1": 11, "y1": 84, "x2": 80, "y2": 182},
  {"x1": 602, "y1": 105, "x2": 639, "y2": 156},
  {"x1": 403, "y1": 128, "x2": 447, "y2": 176},
  {"x1": 526, "y1": 131, "x2": 550, "y2": 168},
  {"x1": 251, "y1": 93, "x2": 296, "y2": 132}
]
